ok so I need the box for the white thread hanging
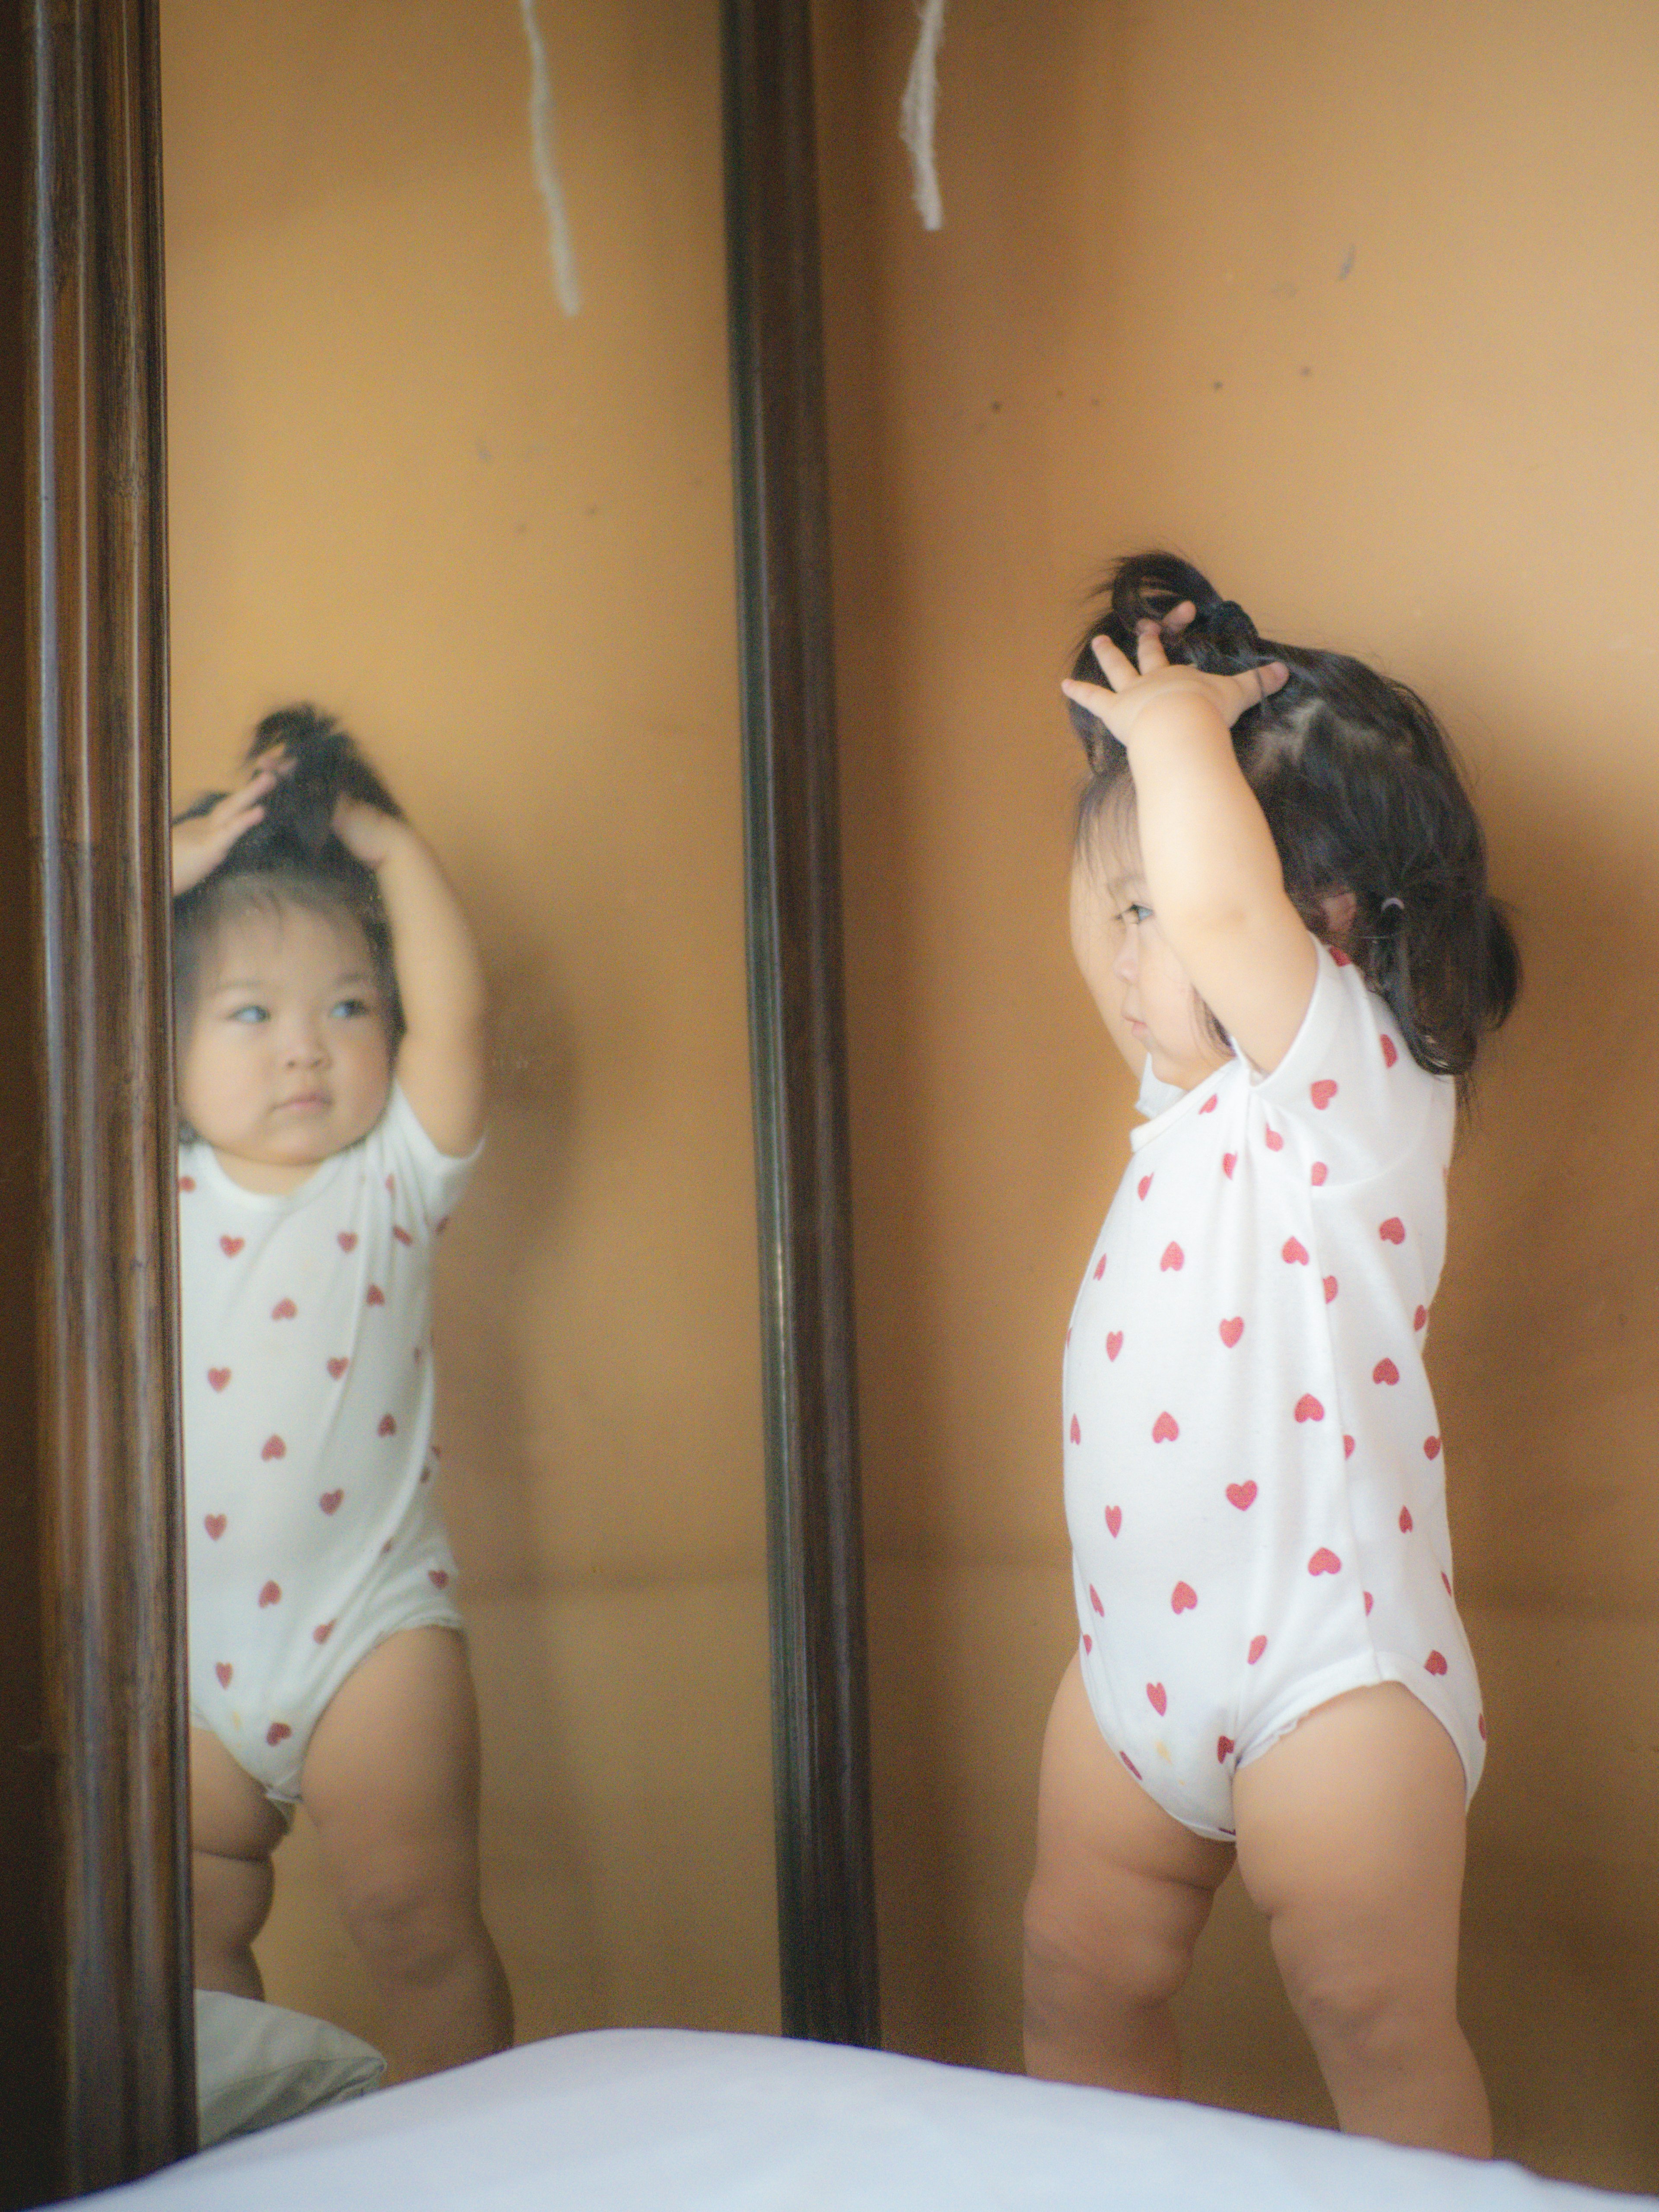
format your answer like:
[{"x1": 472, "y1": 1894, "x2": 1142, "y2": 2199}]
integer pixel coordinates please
[
  {"x1": 516, "y1": 0, "x2": 581, "y2": 316},
  {"x1": 899, "y1": 0, "x2": 948, "y2": 231}
]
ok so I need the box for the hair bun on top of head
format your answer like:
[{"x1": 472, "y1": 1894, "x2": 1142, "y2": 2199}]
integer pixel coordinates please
[
  {"x1": 230, "y1": 705, "x2": 404, "y2": 865},
  {"x1": 1066, "y1": 553, "x2": 1272, "y2": 769}
]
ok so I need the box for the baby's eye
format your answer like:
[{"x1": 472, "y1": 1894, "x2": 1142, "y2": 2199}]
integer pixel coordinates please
[
  {"x1": 331, "y1": 997, "x2": 374, "y2": 1020},
  {"x1": 1118, "y1": 903, "x2": 1152, "y2": 926},
  {"x1": 230, "y1": 1003, "x2": 268, "y2": 1025}
]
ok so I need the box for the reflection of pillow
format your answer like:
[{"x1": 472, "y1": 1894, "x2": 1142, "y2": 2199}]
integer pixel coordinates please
[{"x1": 196, "y1": 1991, "x2": 386, "y2": 2147}]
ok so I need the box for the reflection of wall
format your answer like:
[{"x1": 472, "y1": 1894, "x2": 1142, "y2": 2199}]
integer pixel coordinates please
[
  {"x1": 821, "y1": 1, "x2": 1659, "y2": 2190},
  {"x1": 162, "y1": 0, "x2": 777, "y2": 2045}
]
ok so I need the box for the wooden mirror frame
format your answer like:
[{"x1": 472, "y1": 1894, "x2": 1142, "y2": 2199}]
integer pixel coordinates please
[{"x1": 1, "y1": 0, "x2": 875, "y2": 2200}]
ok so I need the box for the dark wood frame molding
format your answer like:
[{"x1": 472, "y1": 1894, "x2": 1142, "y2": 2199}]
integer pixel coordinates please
[
  {"x1": 0, "y1": 0, "x2": 874, "y2": 2195},
  {"x1": 6, "y1": 1, "x2": 195, "y2": 2204},
  {"x1": 721, "y1": 0, "x2": 879, "y2": 2046}
]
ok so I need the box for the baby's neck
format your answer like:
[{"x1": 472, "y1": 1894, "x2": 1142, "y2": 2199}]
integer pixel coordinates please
[{"x1": 206, "y1": 1146, "x2": 335, "y2": 1195}]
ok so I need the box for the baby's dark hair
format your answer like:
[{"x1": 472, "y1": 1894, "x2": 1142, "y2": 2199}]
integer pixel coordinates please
[
  {"x1": 1068, "y1": 552, "x2": 1520, "y2": 1087},
  {"x1": 172, "y1": 705, "x2": 405, "y2": 1046}
]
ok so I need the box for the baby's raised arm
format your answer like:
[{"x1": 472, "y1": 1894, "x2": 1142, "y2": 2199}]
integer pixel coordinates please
[
  {"x1": 331, "y1": 799, "x2": 487, "y2": 1159},
  {"x1": 1062, "y1": 612, "x2": 1316, "y2": 1074},
  {"x1": 171, "y1": 757, "x2": 284, "y2": 895}
]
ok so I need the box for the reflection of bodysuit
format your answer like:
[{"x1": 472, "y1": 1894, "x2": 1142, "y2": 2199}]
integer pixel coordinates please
[
  {"x1": 181, "y1": 1084, "x2": 475, "y2": 1802},
  {"x1": 1064, "y1": 941, "x2": 1484, "y2": 1841}
]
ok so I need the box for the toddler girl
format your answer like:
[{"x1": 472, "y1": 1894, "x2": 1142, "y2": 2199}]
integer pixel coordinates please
[
  {"x1": 172, "y1": 708, "x2": 512, "y2": 2079},
  {"x1": 1023, "y1": 556, "x2": 1518, "y2": 2156}
]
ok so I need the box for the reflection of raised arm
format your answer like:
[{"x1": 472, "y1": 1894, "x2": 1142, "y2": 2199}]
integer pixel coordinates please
[
  {"x1": 1062, "y1": 611, "x2": 1314, "y2": 1074},
  {"x1": 171, "y1": 756, "x2": 284, "y2": 893},
  {"x1": 331, "y1": 799, "x2": 487, "y2": 1159}
]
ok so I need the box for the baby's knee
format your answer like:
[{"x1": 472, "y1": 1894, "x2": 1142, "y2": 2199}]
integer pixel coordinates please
[
  {"x1": 335, "y1": 1856, "x2": 481, "y2": 1987},
  {"x1": 1277, "y1": 1945, "x2": 1445, "y2": 2074},
  {"x1": 1022, "y1": 1874, "x2": 1192, "y2": 2020}
]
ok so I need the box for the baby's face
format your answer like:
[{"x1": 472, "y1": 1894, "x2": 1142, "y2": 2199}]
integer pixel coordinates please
[
  {"x1": 1070, "y1": 823, "x2": 1231, "y2": 1094},
  {"x1": 178, "y1": 899, "x2": 392, "y2": 1191}
]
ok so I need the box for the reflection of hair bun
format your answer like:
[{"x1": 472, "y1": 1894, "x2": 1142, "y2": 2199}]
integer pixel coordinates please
[{"x1": 235, "y1": 705, "x2": 403, "y2": 864}]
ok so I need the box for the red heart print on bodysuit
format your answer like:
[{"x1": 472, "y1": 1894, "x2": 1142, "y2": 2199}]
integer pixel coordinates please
[
  {"x1": 1146, "y1": 1682, "x2": 1167, "y2": 1716},
  {"x1": 1226, "y1": 1481, "x2": 1257, "y2": 1510},
  {"x1": 1442, "y1": 1570, "x2": 1453, "y2": 1595},
  {"x1": 179, "y1": 1175, "x2": 196, "y2": 1193},
  {"x1": 1363, "y1": 1590, "x2": 1373, "y2": 1614},
  {"x1": 1381, "y1": 1035, "x2": 1398, "y2": 1068},
  {"x1": 1414, "y1": 1305, "x2": 1428, "y2": 1331},
  {"x1": 215, "y1": 1661, "x2": 232, "y2": 1687},
  {"x1": 1264, "y1": 1125, "x2": 1284, "y2": 1151},
  {"x1": 1104, "y1": 1506, "x2": 1122, "y2": 1537},
  {"x1": 1069, "y1": 1414, "x2": 1081, "y2": 1445},
  {"x1": 367, "y1": 1285, "x2": 386, "y2": 1306},
  {"x1": 1121, "y1": 1752, "x2": 1142, "y2": 1779},
  {"x1": 1081, "y1": 1633, "x2": 1092, "y2": 1654},
  {"x1": 1171, "y1": 1581, "x2": 1197, "y2": 1613},
  {"x1": 258, "y1": 1581, "x2": 281, "y2": 1607},
  {"x1": 1373, "y1": 1358, "x2": 1400, "y2": 1385},
  {"x1": 1282, "y1": 1237, "x2": 1309, "y2": 1265},
  {"x1": 1219, "y1": 1317, "x2": 1244, "y2": 1347},
  {"x1": 1222, "y1": 1153, "x2": 1237, "y2": 1179},
  {"x1": 1106, "y1": 1332, "x2": 1123, "y2": 1361},
  {"x1": 1311, "y1": 1163, "x2": 1328, "y2": 1186},
  {"x1": 203, "y1": 1513, "x2": 227, "y2": 1541},
  {"x1": 1137, "y1": 1175, "x2": 1153, "y2": 1201},
  {"x1": 328, "y1": 1357, "x2": 348, "y2": 1379},
  {"x1": 261, "y1": 1436, "x2": 286, "y2": 1461},
  {"x1": 1160, "y1": 1243, "x2": 1184, "y2": 1271},
  {"x1": 1294, "y1": 1394, "x2": 1324, "y2": 1423},
  {"x1": 208, "y1": 1368, "x2": 231, "y2": 1392},
  {"x1": 1379, "y1": 1217, "x2": 1406, "y2": 1245},
  {"x1": 266, "y1": 1723, "x2": 291, "y2": 1746},
  {"x1": 1425, "y1": 1650, "x2": 1449, "y2": 1676},
  {"x1": 313, "y1": 1621, "x2": 334, "y2": 1644},
  {"x1": 1344, "y1": 1434, "x2": 1356, "y2": 1458},
  {"x1": 1199, "y1": 1094, "x2": 1218, "y2": 1115},
  {"x1": 1152, "y1": 1411, "x2": 1179, "y2": 1443},
  {"x1": 1424, "y1": 1436, "x2": 1442, "y2": 1460},
  {"x1": 1478, "y1": 1713, "x2": 1487, "y2": 1740},
  {"x1": 219, "y1": 1236, "x2": 244, "y2": 1257},
  {"x1": 378, "y1": 1414, "x2": 397, "y2": 1437},
  {"x1": 1089, "y1": 1583, "x2": 1105, "y2": 1614},
  {"x1": 1331, "y1": 947, "x2": 1352, "y2": 967},
  {"x1": 1307, "y1": 1548, "x2": 1342, "y2": 1576},
  {"x1": 1247, "y1": 1634, "x2": 1268, "y2": 1665},
  {"x1": 1324, "y1": 1276, "x2": 1338, "y2": 1303},
  {"x1": 1217, "y1": 1735, "x2": 1234, "y2": 1762},
  {"x1": 320, "y1": 1490, "x2": 343, "y2": 1515},
  {"x1": 1093, "y1": 1254, "x2": 1107, "y2": 1279},
  {"x1": 1398, "y1": 1506, "x2": 1414, "y2": 1532},
  {"x1": 337, "y1": 1231, "x2": 358, "y2": 1252},
  {"x1": 428, "y1": 1568, "x2": 450, "y2": 1590},
  {"x1": 1310, "y1": 1080, "x2": 1338, "y2": 1110},
  {"x1": 271, "y1": 1298, "x2": 297, "y2": 1321},
  {"x1": 394, "y1": 1225, "x2": 413, "y2": 1246},
  {"x1": 386, "y1": 1174, "x2": 397, "y2": 1195}
]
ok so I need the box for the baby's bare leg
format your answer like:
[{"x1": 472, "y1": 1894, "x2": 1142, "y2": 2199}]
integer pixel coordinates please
[
  {"x1": 1233, "y1": 1683, "x2": 1490, "y2": 2157},
  {"x1": 302, "y1": 1626, "x2": 512, "y2": 2080},
  {"x1": 192, "y1": 1724, "x2": 287, "y2": 2000},
  {"x1": 1023, "y1": 1657, "x2": 1234, "y2": 2095}
]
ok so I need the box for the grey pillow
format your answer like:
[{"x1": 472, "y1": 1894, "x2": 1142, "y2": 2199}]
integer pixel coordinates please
[{"x1": 196, "y1": 1991, "x2": 387, "y2": 2147}]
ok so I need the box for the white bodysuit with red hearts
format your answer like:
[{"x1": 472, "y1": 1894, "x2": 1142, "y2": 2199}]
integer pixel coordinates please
[
  {"x1": 1064, "y1": 939, "x2": 1485, "y2": 1841},
  {"x1": 180, "y1": 1082, "x2": 474, "y2": 1803}
]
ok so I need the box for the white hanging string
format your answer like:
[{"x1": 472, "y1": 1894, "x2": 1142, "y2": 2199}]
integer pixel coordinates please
[
  {"x1": 516, "y1": 0, "x2": 581, "y2": 316},
  {"x1": 899, "y1": 0, "x2": 948, "y2": 231}
]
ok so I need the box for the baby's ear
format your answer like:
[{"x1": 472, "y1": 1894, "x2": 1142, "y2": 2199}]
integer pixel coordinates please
[{"x1": 1319, "y1": 887, "x2": 1357, "y2": 946}]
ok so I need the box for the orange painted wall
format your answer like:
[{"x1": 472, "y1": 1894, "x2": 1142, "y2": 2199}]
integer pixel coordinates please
[
  {"x1": 162, "y1": 0, "x2": 778, "y2": 2048},
  {"x1": 820, "y1": 0, "x2": 1659, "y2": 2191}
]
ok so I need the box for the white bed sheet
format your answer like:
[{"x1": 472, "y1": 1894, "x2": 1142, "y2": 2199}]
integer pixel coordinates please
[{"x1": 81, "y1": 2028, "x2": 1648, "y2": 2211}]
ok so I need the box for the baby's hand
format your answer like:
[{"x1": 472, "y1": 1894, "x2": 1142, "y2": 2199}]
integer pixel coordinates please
[
  {"x1": 171, "y1": 751, "x2": 286, "y2": 895},
  {"x1": 1062, "y1": 605, "x2": 1287, "y2": 747},
  {"x1": 330, "y1": 793, "x2": 400, "y2": 869}
]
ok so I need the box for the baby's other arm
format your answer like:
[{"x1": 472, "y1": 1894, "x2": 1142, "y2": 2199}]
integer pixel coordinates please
[
  {"x1": 332, "y1": 799, "x2": 487, "y2": 1158},
  {"x1": 171, "y1": 756, "x2": 284, "y2": 893},
  {"x1": 1063, "y1": 613, "x2": 1314, "y2": 1074}
]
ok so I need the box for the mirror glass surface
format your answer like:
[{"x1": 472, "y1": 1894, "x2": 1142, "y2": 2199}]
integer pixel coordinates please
[{"x1": 162, "y1": 0, "x2": 779, "y2": 2051}]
